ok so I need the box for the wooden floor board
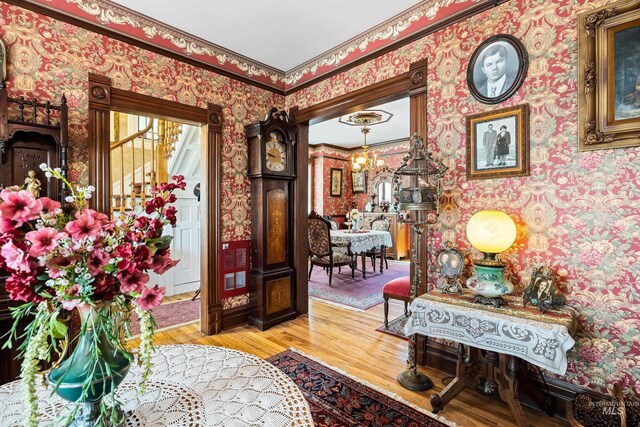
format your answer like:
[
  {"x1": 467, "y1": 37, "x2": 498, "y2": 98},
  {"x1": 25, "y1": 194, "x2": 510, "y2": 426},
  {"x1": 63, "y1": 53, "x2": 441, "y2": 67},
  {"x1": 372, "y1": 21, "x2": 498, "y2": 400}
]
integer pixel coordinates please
[{"x1": 136, "y1": 298, "x2": 566, "y2": 427}]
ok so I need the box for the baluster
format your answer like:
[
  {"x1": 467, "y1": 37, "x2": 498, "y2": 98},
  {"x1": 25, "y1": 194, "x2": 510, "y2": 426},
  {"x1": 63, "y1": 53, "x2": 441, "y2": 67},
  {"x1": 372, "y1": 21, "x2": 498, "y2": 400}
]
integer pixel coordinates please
[
  {"x1": 130, "y1": 138, "x2": 136, "y2": 212},
  {"x1": 45, "y1": 101, "x2": 51, "y2": 125},
  {"x1": 31, "y1": 98, "x2": 38, "y2": 124},
  {"x1": 18, "y1": 96, "x2": 24, "y2": 122}
]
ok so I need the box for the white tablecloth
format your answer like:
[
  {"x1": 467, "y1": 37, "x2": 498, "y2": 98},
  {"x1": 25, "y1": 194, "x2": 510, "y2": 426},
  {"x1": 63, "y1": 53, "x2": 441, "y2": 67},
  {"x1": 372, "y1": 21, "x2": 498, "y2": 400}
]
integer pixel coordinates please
[
  {"x1": 404, "y1": 292, "x2": 576, "y2": 375},
  {"x1": 0, "y1": 344, "x2": 314, "y2": 426},
  {"x1": 330, "y1": 230, "x2": 392, "y2": 254}
]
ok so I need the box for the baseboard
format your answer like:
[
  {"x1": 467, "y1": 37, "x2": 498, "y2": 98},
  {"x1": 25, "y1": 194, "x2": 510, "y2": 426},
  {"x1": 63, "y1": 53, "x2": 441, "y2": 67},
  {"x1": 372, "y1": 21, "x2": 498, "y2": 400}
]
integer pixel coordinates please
[
  {"x1": 418, "y1": 338, "x2": 608, "y2": 421},
  {"x1": 221, "y1": 304, "x2": 254, "y2": 330}
]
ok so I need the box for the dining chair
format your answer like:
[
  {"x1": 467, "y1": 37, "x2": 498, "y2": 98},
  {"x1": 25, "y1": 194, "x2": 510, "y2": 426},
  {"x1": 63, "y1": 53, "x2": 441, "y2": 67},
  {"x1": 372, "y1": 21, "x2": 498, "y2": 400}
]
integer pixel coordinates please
[
  {"x1": 366, "y1": 214, "x2": 390, "y2": 273},
  {"x1": 308, "y1": 211, "x2": 355, "y2": 285}
]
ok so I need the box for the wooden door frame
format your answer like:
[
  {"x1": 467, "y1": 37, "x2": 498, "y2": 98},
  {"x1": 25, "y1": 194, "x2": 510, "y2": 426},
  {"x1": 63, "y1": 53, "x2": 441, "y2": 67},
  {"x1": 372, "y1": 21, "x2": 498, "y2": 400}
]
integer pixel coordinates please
[
  {"x1": 87, "y1": 73, "x2": 223, "y2": 335},
  {"x1": 294, "y1": 59, "x2": 429, "y2": 314}
]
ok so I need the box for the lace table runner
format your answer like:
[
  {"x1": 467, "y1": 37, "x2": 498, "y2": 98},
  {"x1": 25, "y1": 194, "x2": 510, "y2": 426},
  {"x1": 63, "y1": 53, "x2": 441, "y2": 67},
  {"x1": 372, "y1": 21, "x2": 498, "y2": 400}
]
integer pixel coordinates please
[
  {"x1": 330, "y1": 230, "x2": 392, "y2": 254},
  {"x1": 404, "y1": 290, "x2": 577, "y2": 375},
  {"x1": 0, "y1": 344, "x2": 314, "y2": 426}
]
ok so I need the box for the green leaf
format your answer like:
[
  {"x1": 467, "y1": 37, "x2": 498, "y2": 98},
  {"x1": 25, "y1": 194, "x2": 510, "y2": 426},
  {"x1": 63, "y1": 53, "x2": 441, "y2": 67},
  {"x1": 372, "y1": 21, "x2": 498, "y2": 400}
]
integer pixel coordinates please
[
  {"x1": 49, "y1": 312, "x2": 68, "y2": 340},
  {"x1": 152, "y1": 235, "x2": 173, "y2": 250}
]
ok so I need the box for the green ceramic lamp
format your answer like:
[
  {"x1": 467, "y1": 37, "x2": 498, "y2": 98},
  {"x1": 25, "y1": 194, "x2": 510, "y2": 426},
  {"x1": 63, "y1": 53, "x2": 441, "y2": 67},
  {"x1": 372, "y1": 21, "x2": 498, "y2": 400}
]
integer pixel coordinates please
[{"x1": 465, "y1": 210, "x2": 517, "y2": 303}]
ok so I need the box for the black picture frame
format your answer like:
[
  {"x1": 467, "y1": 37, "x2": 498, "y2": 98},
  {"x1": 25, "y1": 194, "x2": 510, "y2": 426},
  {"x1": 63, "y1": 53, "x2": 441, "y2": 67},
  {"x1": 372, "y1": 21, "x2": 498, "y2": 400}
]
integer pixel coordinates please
[
  {"x1": 329, "y1": 168, "x2": 342, "y2": 197},
  {"x1": 467, "y1": 34, "x2": 528, "y2": 105}
]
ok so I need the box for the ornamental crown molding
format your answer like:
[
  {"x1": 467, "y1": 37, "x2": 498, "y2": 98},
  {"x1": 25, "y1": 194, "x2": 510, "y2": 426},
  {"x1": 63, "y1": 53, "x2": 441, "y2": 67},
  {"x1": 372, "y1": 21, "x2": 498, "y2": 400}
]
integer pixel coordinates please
[{"x1": 21, "y1": 0, "x2": 493, "y2": 92}]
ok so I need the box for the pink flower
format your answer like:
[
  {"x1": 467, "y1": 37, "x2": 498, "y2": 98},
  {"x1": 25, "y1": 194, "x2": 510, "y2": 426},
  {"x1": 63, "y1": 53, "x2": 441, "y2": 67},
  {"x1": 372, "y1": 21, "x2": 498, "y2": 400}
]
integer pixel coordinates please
[
  {"x1": 61, "y1": 299, "x2": 86, "y2": 311},
  {"x1": 65, "y1": 212, "x2": 102, "y2": 240},
  {"x1": 0, "y1": 190, "x2": 42, "y2": 225},
  {"x1": 0, "y1": 217, "x2": 17, "y2": 233},
  {"x1": 580, "y1": 250, "x2": 602, "y2": 267},
  {"x1": 1, "y1": 241, "x2": 31, "y2": 272},
  {"x1": 151, "y1": 252, "x2": 179, "y2": 274},
  {"x1": 78, "y1": 209, "x2": 109, "y2": 225},
  {"x1": 580, "y1": 346, "x2": 603, "y2": 363},
  {"x1": 39, "y1": 197, "x2": 62, "y2": 214},
  {"x1": 117, "y1": 270, "x2": 149, "y2": 294},
  {"x1": 87, "y1": 251, "x2": 109, "y2": 275},
  {"x1": 134, "y1": 285, "x2": 165, "y2": 310},
  {"x1": 25, "y1": 228, "x2": 67, "y2": 257}
]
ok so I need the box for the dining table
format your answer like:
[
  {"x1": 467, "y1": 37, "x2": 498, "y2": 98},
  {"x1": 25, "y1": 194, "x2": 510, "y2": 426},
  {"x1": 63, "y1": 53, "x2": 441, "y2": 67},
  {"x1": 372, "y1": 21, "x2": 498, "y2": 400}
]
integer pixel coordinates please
[
  {"x1": 329, "y1": 229, "x2": 392, "y2": 278},
  {"x1": 0, "y1": 344, "x2": 314, "y2": 427}
]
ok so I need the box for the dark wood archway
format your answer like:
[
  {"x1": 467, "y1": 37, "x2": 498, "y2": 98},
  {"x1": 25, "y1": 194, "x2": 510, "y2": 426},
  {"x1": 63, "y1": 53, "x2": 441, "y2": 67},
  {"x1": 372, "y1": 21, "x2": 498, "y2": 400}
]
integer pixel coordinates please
[
  {"x1": 87, "y1": 73, "x2": 222, "y2": 335},
  {"x1": 293, "y1": 59, "x2": 429, "y2": 315}
]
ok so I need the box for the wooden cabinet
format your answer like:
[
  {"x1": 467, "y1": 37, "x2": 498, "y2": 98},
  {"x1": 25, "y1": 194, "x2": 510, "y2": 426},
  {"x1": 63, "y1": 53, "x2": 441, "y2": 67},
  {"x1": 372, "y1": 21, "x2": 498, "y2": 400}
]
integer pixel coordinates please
[{"x1": 362, "y1": 213, "x2": 407, "y2": 260}]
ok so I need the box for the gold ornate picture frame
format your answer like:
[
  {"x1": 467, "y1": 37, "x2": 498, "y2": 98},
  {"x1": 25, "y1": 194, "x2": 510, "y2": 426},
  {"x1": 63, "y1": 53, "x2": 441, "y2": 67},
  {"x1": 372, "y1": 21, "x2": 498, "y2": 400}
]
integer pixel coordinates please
[
  {"x1": 329, "y1": 168, "x2": 342, "y2": 197},
  {"x1": 578, "y1": 0, "x2": 640, "y2": 151},
  {"x1": 466, "y1": 104, "x2": 530, "y2": 180}
]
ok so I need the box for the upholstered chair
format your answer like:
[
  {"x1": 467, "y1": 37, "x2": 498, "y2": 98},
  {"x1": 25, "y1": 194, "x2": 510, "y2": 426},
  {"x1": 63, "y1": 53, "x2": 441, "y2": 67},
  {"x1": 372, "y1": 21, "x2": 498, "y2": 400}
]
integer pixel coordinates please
[
  {"x1": 308, "y1": 211, "x2": 355, "y2": 285},
  {"x1": 366, "y1": 215, "x2": 390, "y2": 273},
  {"x1": 382, "y1": 276, "x2": 411, "y2": 328}
]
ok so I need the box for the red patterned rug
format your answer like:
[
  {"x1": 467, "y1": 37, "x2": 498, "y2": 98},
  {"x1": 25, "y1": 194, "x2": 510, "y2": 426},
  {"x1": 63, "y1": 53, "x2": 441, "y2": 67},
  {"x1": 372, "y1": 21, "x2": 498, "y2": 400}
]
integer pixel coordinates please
[
  {"x1": 268, "y1": 349, "x2": 454, "y2": 427},
  {"x1": 309, "y1": 259, "x2": 410, "y2": 310},
  {"x1": 129, "y1": 298, "x2": 200, "y2": 335},
  {"x1": 376, "y1": 314, "x2": 409, "y2": 339}
]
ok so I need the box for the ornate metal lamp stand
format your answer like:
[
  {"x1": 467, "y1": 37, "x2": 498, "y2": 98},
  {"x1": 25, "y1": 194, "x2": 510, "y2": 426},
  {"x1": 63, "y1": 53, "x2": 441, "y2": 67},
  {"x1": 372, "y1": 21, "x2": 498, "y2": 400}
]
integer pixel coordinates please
[{"x1": 393, "y1": 133, "x2": 447, "y2": 392}]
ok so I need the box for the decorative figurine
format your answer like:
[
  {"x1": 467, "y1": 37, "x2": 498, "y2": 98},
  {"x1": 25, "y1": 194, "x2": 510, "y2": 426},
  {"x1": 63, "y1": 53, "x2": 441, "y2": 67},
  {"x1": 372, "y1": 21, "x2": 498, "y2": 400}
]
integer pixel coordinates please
[
  {"x1": 435, "y1": 242, "x2": 464, "y2": 294},
  {"x1": 523, "y1": 265, "x2": 566, "y2": 312},
  {"x1": 24, "y1": 170, "x2": 41, "y2": 198}
]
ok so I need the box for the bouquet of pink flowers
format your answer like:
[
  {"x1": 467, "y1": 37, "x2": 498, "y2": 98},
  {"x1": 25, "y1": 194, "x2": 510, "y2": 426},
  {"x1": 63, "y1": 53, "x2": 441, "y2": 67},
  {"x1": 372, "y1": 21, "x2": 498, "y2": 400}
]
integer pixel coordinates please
[{"x1": 0, "y1": 164, "x2": 185, "y2": 425}]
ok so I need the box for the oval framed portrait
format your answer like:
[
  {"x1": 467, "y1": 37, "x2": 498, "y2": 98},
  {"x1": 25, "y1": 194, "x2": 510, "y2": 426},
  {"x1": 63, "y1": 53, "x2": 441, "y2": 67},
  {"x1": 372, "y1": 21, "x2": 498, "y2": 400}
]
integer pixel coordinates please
[{"x1": 467, "y1": 34, "x2": 528, "y2": 105}]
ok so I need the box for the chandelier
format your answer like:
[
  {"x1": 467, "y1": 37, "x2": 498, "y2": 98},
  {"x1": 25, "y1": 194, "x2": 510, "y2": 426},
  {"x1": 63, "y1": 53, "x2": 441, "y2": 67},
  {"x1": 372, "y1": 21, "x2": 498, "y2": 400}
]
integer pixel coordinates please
[{"x1": 339, "y1": 110, "x2": 393, "y2": 173}]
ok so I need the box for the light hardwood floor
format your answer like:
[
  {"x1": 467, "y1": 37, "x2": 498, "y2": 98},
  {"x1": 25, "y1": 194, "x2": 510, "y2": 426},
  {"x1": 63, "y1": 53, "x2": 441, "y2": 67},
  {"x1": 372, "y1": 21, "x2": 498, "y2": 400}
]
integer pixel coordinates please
[{"x1": 142, "y1": 298, "x2": 567, "y2": 427}]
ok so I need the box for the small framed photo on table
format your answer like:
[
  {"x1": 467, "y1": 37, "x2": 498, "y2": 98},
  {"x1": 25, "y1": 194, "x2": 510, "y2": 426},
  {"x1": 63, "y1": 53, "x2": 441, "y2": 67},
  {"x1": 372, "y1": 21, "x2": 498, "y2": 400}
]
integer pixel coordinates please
[
  {"x1": 329, "y1": 168, "x2": 342, "y2": 197},
  {"x1": 351, "y1": 170, "x2": 366, "y2": 194},
  {"x1": 466, "y1": 103, "x2": 530, "y2": 180}
]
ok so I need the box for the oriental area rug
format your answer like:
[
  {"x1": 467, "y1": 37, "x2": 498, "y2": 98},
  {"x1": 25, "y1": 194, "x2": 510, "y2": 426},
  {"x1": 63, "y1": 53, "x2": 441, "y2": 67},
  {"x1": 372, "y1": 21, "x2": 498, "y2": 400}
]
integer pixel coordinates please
[
  {"x1": 308, "y1": 260, "x2": 410, "y2": 311},
  {"x1": 268, "y1": 349, "x2": 455, "y2": 427}
]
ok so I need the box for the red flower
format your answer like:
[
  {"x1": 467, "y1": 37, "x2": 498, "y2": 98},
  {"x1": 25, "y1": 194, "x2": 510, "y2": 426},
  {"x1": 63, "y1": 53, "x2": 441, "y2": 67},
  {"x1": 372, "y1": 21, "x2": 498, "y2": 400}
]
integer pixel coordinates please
[
  {"x1": 65, "y1": 212, "x2": 102, "y2": 240},
  {"x1": 5, "y1": 271, "x2": 41, "y2": 303},
  {"x1": 117, "y1": 270, "x2": 149, "y2": 294},
  {"x1": 87, "y1": 250, "x2": 109, "y2": 275},
  {"x1": 1, "y1": 241, "x2": 31, "y2": 272},
  {"x1": 151, "y1": 252, "x2": 179, "y2": 274},
  {"x1": 39, "y1": 197, "x2": 62, "y2": 214}
]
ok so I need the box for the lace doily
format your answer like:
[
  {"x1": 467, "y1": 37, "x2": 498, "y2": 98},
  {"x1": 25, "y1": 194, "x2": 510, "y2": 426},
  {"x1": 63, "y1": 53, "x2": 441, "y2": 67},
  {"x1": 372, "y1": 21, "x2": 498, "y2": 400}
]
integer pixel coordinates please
[{"x1": 0, "y1": 344, "x2": 314, "y2": 426}]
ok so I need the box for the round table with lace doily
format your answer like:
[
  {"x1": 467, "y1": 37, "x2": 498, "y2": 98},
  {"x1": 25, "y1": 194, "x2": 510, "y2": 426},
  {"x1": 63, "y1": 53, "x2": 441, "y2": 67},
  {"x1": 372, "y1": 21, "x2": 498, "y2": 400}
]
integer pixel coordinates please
[{"x1": 0, "y1": 344, "x2": 314, "y2": 426}]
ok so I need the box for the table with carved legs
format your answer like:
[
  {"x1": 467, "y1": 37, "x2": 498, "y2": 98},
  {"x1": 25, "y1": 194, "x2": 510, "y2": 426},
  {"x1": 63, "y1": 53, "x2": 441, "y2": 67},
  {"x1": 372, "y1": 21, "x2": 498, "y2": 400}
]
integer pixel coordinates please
[{"x1": 405, "y1": 290, "x2": 576, "y2": 427}]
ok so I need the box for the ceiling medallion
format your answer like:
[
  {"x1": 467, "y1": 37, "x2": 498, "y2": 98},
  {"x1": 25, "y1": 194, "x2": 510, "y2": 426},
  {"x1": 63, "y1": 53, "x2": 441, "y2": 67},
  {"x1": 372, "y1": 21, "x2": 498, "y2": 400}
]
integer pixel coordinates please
[{"x1": 339, "y1": 110, "x2": 393, "y2": 173}]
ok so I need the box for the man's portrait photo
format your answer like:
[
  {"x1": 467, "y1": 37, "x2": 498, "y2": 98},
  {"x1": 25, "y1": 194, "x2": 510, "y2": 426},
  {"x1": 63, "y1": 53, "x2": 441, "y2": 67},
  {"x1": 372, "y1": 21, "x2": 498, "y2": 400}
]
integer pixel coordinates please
[{"x1": 467, "y1": 35, "x2": 528, "y2": 104}]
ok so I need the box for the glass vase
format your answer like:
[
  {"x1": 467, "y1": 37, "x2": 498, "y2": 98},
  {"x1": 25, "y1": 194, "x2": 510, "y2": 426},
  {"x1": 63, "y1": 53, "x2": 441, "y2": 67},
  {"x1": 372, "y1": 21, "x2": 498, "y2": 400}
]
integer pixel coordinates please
[{"x1": 48, "y1": 303, "x2": 131, "y2": 426}]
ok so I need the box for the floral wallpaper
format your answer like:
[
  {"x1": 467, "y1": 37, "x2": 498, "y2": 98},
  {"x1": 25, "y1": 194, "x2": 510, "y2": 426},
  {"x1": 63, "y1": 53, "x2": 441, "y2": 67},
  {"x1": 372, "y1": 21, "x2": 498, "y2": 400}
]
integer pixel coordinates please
[
  {"x1": 0, "y1": 1, "x2": 283, "y2": 245},
  {"x1": 288, "y1": 0, "x2": 640, "y2": 396},
  {"x1": 311, "y1": 143, "x2": 409, "y2": 216}
]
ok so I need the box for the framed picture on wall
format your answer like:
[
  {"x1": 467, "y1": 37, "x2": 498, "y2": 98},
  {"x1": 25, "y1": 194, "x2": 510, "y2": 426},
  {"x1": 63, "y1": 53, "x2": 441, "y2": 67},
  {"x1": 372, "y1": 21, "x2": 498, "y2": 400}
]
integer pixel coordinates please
[
  {"x1": 351, "y1": 170, "x2": 366, "y2": 193},
  {"x1": 467, "y1": 34, "x2": 528, "y2": 105},
  {"x1": 329, "y1": 168, "x2": 343, "y2": 197},
  {"x1": 578, "y1": 0, "x2": 640, "y2": 151},
  {"x1": 466, "y1": 103, "x2": 530, "y2": 180}
]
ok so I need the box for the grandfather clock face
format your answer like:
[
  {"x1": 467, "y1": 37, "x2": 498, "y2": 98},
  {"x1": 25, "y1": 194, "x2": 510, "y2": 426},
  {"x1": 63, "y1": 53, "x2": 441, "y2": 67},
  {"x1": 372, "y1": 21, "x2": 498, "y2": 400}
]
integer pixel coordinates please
[{"x1": 265, "y1": 130, "x2": 287, "y2": 172}]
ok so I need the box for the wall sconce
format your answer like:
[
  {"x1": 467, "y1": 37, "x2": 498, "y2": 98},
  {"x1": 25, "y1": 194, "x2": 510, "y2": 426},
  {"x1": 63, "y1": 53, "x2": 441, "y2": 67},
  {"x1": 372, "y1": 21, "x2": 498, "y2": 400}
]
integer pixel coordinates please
[{"x1": 465, "y1": 210, "x2": 516, "y2": 306}]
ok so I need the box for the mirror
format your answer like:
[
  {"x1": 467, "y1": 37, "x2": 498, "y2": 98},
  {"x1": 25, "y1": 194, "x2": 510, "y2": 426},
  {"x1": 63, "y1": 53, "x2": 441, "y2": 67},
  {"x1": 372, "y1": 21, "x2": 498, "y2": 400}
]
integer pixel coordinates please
[{"x1": 377, "y1": 181, "x2": 392, "y2": 203}]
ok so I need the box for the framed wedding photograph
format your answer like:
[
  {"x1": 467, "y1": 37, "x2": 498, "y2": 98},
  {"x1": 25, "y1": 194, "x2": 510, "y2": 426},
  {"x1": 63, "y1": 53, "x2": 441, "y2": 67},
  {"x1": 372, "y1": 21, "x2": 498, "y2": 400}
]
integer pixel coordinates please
[
  {"x1": 329, "y1": 168, "x2": 342, "y2": 197},
  {"x1": 578, "y1": 0, "x2": 640, "y2": 151},
  {"x1": 466, "y1": 103, "x2": 530, "y2": 180},
  {"x1": 351, "y1": 170, "x2": 366, "y2": 194},
  {"x1": 467, "y1": 34, "x2": 528, "y2": 105}
]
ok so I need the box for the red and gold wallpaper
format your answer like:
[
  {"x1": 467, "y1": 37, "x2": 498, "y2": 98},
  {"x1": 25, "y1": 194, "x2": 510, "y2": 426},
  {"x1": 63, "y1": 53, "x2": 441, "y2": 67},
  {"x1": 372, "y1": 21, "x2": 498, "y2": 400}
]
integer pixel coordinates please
[
  {"x1": 0, "y1": 1, "x2": 282, "y2": 245},
  {"x1": 289, "y1": 0, "x2": 640, "y2": 396}
]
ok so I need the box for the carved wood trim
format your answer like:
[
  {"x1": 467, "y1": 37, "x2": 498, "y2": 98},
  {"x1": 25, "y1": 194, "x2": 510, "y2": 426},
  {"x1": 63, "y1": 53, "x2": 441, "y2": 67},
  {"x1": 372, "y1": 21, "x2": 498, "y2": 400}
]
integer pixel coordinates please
[
  {"x1": 294, "y1": 59, "x2": 428, "y2": 313},
  {"x1": 87, "y1": 74, "x2": 223, "y2": 335}
]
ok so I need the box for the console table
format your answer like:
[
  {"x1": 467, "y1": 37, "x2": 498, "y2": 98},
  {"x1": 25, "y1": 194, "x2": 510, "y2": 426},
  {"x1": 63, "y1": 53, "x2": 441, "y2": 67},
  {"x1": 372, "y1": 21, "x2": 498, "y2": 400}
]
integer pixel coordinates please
[
  {"x1": 0, "y1": 344, "x2": 314, "y2": 426},
  {"x1": 405, "y1": 290, "x2": 577, "y2": 427}
]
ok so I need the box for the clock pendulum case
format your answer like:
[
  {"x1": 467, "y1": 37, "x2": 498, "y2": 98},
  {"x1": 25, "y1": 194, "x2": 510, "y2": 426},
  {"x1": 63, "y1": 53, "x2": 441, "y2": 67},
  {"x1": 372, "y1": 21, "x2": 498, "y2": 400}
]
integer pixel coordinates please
[{"x1": 246, "y1": 108, "x2": 297, "y2": 330}]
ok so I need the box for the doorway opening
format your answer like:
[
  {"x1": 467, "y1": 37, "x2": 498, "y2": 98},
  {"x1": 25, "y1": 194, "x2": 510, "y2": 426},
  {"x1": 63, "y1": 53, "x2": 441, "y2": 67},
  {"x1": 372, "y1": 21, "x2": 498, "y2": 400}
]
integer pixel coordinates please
[{"x1": 109, "y1": 111, "x2": 202, "y2": 331}]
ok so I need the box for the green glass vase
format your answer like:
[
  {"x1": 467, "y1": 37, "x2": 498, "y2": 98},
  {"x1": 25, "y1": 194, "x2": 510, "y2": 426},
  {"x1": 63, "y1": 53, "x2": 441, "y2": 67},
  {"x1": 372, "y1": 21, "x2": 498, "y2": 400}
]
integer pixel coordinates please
[{"x1": 48, "y1": 303, "x2": 131, "y2": 426}]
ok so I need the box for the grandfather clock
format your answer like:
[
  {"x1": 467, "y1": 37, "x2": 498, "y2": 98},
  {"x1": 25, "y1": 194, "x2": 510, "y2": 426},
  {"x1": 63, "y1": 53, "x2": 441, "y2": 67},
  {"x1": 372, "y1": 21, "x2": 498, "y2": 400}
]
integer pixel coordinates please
[{"x1": 246, "y1": 108, "x2": 297, "y2": 331}]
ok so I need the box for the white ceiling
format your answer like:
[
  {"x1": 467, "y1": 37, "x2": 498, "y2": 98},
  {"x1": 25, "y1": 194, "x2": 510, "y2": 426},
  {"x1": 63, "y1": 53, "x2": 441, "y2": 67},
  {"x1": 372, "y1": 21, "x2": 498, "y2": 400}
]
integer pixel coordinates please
[
  {"x1": 309, "y1": 98, "x2": 410, "y2": 148},
  {"x1": 111, "y1": 0, "x2": 422, "y2": 71}
]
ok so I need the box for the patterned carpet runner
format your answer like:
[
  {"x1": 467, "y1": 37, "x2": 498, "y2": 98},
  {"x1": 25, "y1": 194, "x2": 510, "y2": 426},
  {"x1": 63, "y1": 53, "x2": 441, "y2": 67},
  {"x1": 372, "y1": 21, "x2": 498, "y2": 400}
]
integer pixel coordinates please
[
  {"x1": 375, "y1": 314, "x2": 409, "y2": 339},
  {"x1": 268, "y1": 349, "x2": 454, "y2": 427},
  {"x1": 129, "y1": 297, "x2": 200, "y2": 335},
  {"x1": 309, "y1": 259, "x2": 410, "y2": 310}
]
